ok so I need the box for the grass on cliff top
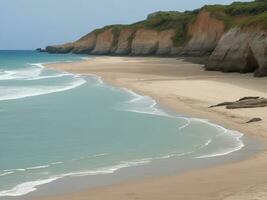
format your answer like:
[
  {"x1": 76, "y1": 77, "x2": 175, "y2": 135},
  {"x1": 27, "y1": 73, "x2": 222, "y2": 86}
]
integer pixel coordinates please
[
  {"x1": 204, "y1": 0, "x2": 267, "y2": 29},
  {"x1": 132, "y1": 11, "x2": 198, "y2": 46},
  {"x1": 91, "y1": 11, "x2": 198, "y2": 46}
]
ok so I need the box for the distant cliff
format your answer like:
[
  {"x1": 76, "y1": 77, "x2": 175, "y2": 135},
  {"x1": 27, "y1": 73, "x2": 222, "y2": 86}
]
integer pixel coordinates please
[{"x1": 45, "y1": 0, "x2": 267, "y2": 77}]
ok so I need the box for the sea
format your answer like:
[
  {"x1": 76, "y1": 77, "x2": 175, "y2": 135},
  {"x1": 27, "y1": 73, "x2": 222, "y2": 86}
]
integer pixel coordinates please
[{"x1": 0, "y1": 50, "x2": 257, "y2": 199}]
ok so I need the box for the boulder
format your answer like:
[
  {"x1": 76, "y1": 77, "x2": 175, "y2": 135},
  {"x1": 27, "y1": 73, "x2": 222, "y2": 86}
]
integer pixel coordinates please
[
  {"x1": 246, "y1": 118, "x2": 262, "y2": 123},
  {"x1": 46, "y1": 43, "x2": 74, "y2": 54}
]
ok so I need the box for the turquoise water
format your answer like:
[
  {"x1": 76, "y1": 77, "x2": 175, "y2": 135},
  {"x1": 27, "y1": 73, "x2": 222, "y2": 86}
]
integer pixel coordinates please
[{"x1": 0, "y1": 51, "x2": 244, "y2": 198}]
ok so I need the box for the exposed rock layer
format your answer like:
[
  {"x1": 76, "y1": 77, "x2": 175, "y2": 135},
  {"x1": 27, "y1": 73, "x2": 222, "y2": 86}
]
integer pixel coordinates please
[
  {"x1": 206, "y1": 28, "x2": 267, "y2": 77},
  {"x1": 182, "y1": 11, "x2": 225, "y2": 56}
]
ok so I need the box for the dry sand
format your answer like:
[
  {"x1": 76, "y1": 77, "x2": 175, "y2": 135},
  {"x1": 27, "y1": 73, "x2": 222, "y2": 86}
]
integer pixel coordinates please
[{"x1": 41, "y1": 56, "x2": 267, "y2": 200}]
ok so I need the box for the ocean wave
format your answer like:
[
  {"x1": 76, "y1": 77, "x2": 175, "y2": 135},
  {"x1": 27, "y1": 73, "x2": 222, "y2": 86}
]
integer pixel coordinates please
[
  {"x1": 178, "y1": 118, "x2": 191, "y2": 131},
  {"x1": 3, "y1": 161, "x2": 65, "y2": 174},
  {"x1": 195, "y1": 130, "x2": 244, "y2": 159},
  {"x1": 0, "y1": 178, "x2": 58, "y2": 197},
  {"x1": 0, "y1": 172, "x2": 14, "y2": 177},
  {"x1": 0, "y1": 159, "x2": 149, "y2": 197},
  {"x1": 3, "y1": 169, "x2": 26, "y2": 172},
  {"x1": 0, "y1": 67, "x2": 42, "y2": 81},
  {"x1": 0, "y1": 78, "x2": 86, "y2": 101},
  {"x1": 119, "y1": 88, "x2": 245, "y2": 159},
  {"x1": 0, "y1": 63, "x2": 75, "y2": 82},
  {"x1": 86, "y1": 74, "x2": 104, "y2": 86},
  {"x1": 119, "y1": 88, "x2": 168, "y2": 116},
  {"x1": 0, "y1": 131, "x2": 243, "y2": 198},
  {"x1": 25, "y1": 165, "x2": 50, "y2": 170}
]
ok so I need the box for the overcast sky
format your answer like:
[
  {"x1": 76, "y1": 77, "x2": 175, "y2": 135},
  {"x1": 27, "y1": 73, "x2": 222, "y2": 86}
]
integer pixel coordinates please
[{"x1": 0, "y1": 0, "x2": 250, "y2": 50}]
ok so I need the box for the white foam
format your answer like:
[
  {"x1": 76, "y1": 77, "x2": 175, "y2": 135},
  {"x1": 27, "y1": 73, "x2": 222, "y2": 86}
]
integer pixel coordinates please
[
  {"x1": 0, "y1": 159, "x2": 149, "y2": 197},
  {"x1": 178, "y1": 118, "x2": 191, "y2": 131},
  {"x1": 120, "y1": 88, "x2": 168, "y2": 117},
  {"x1": 195, "y1": 130, "x2": 244, "y2": 159},
  {"x1": 51, "y1": 162, "x2": 63, "y2": 165},
  {"x1": 25, "y1": 165, "x2": 50, "y2": 170},
  {"x1": 0, "y1": 178, "x2": 58, "y2": 197},
  {"x1": 0, "y1": 172, "x2": 14, "y2": 177},
  {"x1": 86, "y1": 74, "x2": 104, "y2": 86},
  {"x1": 80, "y1": 57, "x2": 90, "y2": 60},
  {"x1": 0, "y1": 78, "x2": 86, "y2": 101},
  {"x1": 0, "y1": 67, "x2": 42, "y2": 81},
  {"x1": 25, "y1": 73, "x2": 72, "y2": 81},
  {"x1": 3, "y1": 168, "x2": 26, "y2": 172},
  {"x1": 119, "y1": 88, "x2": 245, "y2": 159}
]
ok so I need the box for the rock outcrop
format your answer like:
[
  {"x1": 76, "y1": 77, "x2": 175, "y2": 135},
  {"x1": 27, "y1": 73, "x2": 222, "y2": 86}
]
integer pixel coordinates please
[
  {"x1": 182, "y1": 10, "x2": 225, "y2": 56},
  {"x1": 72, "y1": 33, "x2": 97, "y2": 54},
  {"x1": 91, "y1": 29, "x2": 114, "y2": 55},
  {"x1": 131, "y1": 29, "x2": 159, "y2": 55},
  {"x1": 246, "y1": 118, "x2": 262, "y2": 123},
  {"x1": 210, "y1": 97, "x2": 267, "y2": 109},
  {"x1": 206, "y1": 28, "x2": 267, "y2": 77},
  {"x1": 156, "y1": 29, "x2": 176, "y2": 55},
  {"x1": 114, "y1": 29, "x2": 135, "y2": 55},
  {"x1": 46, "y1": 43, "x2": 74, "y2": 54}
]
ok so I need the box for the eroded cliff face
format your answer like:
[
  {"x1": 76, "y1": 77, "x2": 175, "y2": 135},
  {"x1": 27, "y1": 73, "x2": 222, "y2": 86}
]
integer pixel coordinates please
[
  {"x1": 91, "y1": 29, "x2": 114, "y2": 55},
  {"x1": 46, "y1": 10, "x2": 224, "y2": 57},
  {"x1": 206, "y1": 28, "x2": 267, "y2": 77},
  {"x1": 156, "y1": 29, "x2": 176, "y2": 55},
  {"x1": 45, "y1": 8, "x2": 267, "y2": 76},
  {"x1": 182, "y1": 10, "x2": 225, "y2": 56},
  {"x1": 114, "y1": 29, "x2": 135, "y2": 55},
  {"x1": 131, "y1": 29, "x2": 159, "y2": 55},
  {"x1": 46, "y1": 43, "x2": 74, "y2": 54},
  {"x1": 72, "y1": 33, "x2": 97, "y2": 54}
]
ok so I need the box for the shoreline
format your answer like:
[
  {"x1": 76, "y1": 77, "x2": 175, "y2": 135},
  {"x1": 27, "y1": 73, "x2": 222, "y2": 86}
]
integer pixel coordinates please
[{"x1": 40, "y1": 56, "x2": 267, "y2": 200}]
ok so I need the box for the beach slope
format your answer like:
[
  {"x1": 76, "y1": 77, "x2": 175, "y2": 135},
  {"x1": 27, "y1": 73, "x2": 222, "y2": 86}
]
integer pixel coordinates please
[{"x1": 44, "y1": 57, "x2": 267, "y2": 200}]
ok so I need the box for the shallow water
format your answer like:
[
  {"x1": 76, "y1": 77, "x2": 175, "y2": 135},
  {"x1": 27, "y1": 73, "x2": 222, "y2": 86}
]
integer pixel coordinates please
[{"x1": 0, "y1": 51, "x2": 247, "y2": 198}]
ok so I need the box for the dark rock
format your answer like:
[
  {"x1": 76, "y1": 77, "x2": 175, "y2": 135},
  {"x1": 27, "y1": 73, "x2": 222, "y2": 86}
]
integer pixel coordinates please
[
  {"x1": 209, "y1": 102, "x2": 233, "y2": 108},
  {"x1": 206, "y1": 28, "x2": 267, "y2": 77},
  {"x1": 238, "y1": 96, "x2": 260, "y2": 101},
  {"x1": 210, "y1": 97, "x2": 267, "y2": 109},
  {"x1": 36, "y1": 48, "x2": 46, "y2": 52},
  {"x1": 246, "y1": 118, "x2": 262, "y2": 123},
  {"x1": 46, "y1": 43, "x2": 74, "y2": 54},
  {"x1": 226, "y1": 98, "x2": 267, "y2": 109}
]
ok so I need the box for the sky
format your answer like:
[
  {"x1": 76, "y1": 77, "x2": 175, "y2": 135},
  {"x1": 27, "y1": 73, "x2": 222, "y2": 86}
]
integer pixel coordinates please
[{"x1": 0, "y1": 0, "x2": 250, "y2": 50}]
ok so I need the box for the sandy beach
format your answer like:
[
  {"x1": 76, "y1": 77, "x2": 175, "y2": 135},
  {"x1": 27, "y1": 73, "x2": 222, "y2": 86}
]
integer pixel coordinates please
[{"x1": 42, "y1": 56, "x2": 267, "y2": 200}]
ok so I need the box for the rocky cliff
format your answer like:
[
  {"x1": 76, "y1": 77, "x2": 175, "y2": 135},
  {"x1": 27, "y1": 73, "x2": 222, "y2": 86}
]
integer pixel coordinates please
[
  {"x1": 45, "y1": 0, "x2": 267, "y2": 77},
  {"x1": 182, "y1": 11, "x2": 225, "y2": 56},
  {"x1": 206, "y1": 28, "x2": 267, "y2": 77}
]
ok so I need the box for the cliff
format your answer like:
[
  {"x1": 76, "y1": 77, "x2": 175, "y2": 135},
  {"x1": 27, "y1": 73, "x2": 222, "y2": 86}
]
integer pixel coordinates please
[
  {"x1": 45, "y1": 0, "x2": 267, "y2": 77},
  {"x1": 206, "y1": 28, "x2": 267, "y2": 77}
]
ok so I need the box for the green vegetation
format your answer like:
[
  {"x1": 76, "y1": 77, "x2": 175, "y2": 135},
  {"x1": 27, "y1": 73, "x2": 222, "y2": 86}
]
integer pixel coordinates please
[
  {"x1": 133, "y1": 11, "x2": 198, "y2": 46},
  {"x1": 111, "y1": 27, "x2": 122, "y2": 49},
  {"x1": 204, "y1": 0, "x2": 267, "y2": 29},
  {"x1": 240, "y1": 11, "x2": 267, "y2": 28},
  {"x1": 90, "y1": 0, "x2": 267, "y2": 47}
]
